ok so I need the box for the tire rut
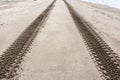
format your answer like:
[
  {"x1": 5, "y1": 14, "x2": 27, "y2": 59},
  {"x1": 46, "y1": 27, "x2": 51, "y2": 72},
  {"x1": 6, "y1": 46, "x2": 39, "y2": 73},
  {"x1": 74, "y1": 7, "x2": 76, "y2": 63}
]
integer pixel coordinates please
[
  {"x1": 64, "y1": 0, "x2": 120, "y2": 80},
  {"x1": 0, "y1": 0, "x2": 56, "y2": 79}
]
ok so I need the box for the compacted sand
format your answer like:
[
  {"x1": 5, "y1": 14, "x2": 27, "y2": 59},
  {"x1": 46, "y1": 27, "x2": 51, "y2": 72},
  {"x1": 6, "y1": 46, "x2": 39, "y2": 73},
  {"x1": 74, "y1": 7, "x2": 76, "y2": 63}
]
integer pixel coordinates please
[
  {"x1": 0, "y1": 0, "x2": 120, "y2": 80},
  {"x1": 18, "y1": 0, "x2": 101, "y2": 80}
]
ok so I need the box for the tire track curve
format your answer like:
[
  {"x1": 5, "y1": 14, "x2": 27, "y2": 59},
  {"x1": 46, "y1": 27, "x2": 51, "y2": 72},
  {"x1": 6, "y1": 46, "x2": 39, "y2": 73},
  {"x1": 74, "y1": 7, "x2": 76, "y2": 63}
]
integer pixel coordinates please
[
  {"x1": 64, "y1": 0, "x2": 120, "y2": 80},
  {"x1": 0, "y1": 0, "x2": 56, "y2": 79}
]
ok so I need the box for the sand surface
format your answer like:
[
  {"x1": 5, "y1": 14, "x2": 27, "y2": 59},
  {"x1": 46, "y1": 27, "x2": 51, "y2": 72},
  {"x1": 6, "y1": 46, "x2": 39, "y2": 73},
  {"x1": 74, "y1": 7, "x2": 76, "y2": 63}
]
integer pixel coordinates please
[
  {"x1": 0, "y1": 0, "x2": 120, "y2": 80},
  {"x1": 67, "y1": 0, "x2": 120, "y2": 57},
  {"x1": 18, "y1": 0, "x2": 101, "y2": 80}
]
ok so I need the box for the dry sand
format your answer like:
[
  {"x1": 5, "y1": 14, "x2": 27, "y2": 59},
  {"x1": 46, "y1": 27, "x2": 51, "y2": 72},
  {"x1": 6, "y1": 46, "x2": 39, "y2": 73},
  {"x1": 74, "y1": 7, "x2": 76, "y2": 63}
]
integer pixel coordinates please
[
  {"x1": 0, "y1": 0, "x2": 120, "y2": 80},
  {"x1": 67, "y1": 0, "x2": 120, "y2": 57},
  {"x1": 18, "y1": 0, "x2": 101, "y2": 80}
]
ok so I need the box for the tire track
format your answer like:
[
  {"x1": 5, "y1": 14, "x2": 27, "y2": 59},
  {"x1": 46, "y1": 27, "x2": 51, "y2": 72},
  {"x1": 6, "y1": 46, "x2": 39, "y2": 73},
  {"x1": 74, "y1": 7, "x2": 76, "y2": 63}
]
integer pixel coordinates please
[
  {"x1": 64, "y1": 0, "x2": 120, "y2": 80},
  {"x1": 0, "y1": 0, "x2": 56, "y2": 79}
]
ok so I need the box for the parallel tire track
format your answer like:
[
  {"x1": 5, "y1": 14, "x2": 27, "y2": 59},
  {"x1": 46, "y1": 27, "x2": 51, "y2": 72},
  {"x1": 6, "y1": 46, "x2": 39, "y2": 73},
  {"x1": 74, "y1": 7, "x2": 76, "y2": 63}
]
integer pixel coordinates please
[
  {"x1": 64, "y1": 0, "x2": 120, "y2": 80},
  {"x1": 0, "y1": 0, "x2": 56, "y2": 79}
]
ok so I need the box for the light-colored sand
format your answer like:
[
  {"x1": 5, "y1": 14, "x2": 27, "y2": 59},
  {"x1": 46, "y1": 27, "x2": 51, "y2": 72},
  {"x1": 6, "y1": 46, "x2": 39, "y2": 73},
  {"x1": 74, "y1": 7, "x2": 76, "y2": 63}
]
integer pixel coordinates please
[
  {"x1": 67, "y1": 0, "x2": 120, "y2": 57},
  {"x1": 0, "y1": 0, "x2": 120, "y2": 80},
  {"x1": 18, "y1": 0, "x2": 101, "y2": 80},
  {"x1": 0, "y1": 0, "x2": 53, "y2": 55}
]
